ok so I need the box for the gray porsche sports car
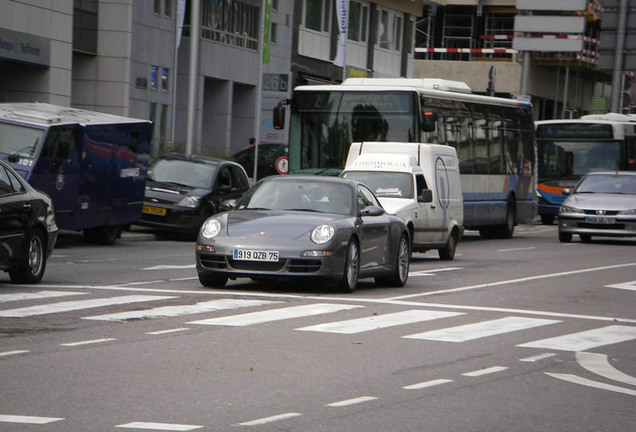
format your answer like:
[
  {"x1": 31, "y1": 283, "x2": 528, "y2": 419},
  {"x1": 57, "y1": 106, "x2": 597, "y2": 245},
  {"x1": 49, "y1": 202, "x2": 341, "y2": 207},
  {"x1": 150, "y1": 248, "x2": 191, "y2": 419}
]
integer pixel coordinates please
[{"x1": 196, "y1": 176, "x2": 411, "y2": 292}]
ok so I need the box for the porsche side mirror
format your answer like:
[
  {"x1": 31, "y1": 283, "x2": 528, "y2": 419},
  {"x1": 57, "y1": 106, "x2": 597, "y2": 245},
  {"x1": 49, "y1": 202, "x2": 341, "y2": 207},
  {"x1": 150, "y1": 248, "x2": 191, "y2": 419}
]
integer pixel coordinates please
[{"x1": 360, "y1": 205, "x2": 385, "y2": 217}]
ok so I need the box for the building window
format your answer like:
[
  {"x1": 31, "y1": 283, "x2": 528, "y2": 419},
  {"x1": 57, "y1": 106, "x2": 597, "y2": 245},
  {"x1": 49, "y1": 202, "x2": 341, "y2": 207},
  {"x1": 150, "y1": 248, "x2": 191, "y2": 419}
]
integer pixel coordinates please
[
  {"x1": 271, "y1": 22, "x2": 277, "y2": 44},
  {"x1": 201, "y1": 0, "x2": 260, "y2": 50},
  {"x1": 377, "y1": 8, "x2": 402, "y2": 51},
  {"x1": 348, "y1": 1, "x2": 368, "y2": 42},
  {"x1": 154, "y1": 0, "x2": 161, "y2": 15},
  {"x1": 272, "y1": 0, "x2": 278, "y2": 11},
  {"x1": 304, "y1": 0, "x2": 330, "y2": 33},
  {"x1": 164, "y1": 0, "x2": 172, "y2": 17},
  {"x1": 393, "y1": 15, "x2": 402, "y2": 51},
  {"x1": 161, "y1": 68, "x2": 169, "y2": 91},
  {"x1": 150, "y1": 66, "x2": 158, "y2": 90}
]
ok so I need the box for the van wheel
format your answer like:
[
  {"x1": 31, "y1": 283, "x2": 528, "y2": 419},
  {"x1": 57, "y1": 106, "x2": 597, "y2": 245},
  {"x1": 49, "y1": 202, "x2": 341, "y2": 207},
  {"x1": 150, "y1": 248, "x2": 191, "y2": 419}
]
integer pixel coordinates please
[
  {"x1": 438, "y1": 230, "x2": 458, "y2": 260},
  {"x1": 9, "y1": 230, "x2": 46, "y2": 284}
]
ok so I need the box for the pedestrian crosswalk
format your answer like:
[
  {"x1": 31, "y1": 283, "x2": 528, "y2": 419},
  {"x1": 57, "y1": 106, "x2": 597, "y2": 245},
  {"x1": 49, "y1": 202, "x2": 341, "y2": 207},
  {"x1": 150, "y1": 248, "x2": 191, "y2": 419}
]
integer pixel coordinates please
[{"x1": 1, "y1": 290, "x2": 635, "y2": 352}]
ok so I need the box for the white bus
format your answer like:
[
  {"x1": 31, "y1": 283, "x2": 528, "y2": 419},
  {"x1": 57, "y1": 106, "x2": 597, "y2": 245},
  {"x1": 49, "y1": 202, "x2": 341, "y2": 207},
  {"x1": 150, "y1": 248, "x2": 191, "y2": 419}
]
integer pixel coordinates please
[
  {"x1": 535, "y1": 113, "x2": 636, "y2": 224},
  {"x1": 274, "y1": 78, "x2": 537, "y2": 238}
]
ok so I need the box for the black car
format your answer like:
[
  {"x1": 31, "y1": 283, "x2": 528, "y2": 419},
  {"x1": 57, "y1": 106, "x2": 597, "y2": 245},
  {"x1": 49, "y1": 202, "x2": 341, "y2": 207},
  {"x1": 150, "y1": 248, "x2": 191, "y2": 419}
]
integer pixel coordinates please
[
  {"x1": 231, "y1": 143, "x2": 288, "y2": 180},
  {"x1": 0, "y1": 160, "x2": 58, "y2": 284},
  {"x1": 136, "y1": 153, "x2": 251, "y2": 235}
]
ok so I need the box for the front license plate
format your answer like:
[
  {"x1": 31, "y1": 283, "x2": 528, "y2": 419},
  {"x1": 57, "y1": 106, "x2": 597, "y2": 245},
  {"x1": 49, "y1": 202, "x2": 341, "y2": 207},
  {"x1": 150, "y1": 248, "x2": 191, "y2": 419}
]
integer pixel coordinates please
[
  {"x1": 233, "y1": 249, "x2": 279, "y2": 262},
  {"x1": 586, "y1": 216, "x2": 616, "y2": 224},
  {"x1": 143, "y1": 205, "x2": 167, "y2": 216}
]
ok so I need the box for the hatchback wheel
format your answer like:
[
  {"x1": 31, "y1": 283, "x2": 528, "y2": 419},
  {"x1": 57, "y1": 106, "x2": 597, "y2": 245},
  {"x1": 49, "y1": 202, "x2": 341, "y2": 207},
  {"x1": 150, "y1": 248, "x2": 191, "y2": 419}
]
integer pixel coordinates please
[{"x1": 558, "y1": 231, "x2": 572, "y2": 243}]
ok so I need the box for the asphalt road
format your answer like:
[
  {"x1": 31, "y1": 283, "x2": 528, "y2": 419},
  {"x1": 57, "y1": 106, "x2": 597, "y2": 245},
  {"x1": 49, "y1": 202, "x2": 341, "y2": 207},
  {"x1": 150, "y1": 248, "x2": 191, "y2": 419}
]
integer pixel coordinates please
[{"x1": 0, "y1": 223, "x2": 634, "y2": 431}]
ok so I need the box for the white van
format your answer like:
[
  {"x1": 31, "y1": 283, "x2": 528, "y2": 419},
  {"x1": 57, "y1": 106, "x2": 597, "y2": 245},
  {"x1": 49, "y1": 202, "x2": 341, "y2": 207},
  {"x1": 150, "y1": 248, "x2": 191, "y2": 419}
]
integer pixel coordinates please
[{"x1": 341, "y1": 142, "x2": 463, "y2": 260}]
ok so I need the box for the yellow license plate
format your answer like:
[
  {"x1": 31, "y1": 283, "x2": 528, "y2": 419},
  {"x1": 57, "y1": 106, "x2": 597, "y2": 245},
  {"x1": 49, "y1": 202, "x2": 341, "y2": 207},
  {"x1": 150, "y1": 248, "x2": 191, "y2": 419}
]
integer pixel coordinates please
[{"x1": 143, "y1": 205, "x2": 167, "y2": 216}]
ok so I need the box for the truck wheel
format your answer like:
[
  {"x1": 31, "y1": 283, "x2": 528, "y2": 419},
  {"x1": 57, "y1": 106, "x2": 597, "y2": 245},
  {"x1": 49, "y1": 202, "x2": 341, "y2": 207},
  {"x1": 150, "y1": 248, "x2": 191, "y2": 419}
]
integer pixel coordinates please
[{"x1": 9, "y1": 230, "x2": 46, "y2": 284}]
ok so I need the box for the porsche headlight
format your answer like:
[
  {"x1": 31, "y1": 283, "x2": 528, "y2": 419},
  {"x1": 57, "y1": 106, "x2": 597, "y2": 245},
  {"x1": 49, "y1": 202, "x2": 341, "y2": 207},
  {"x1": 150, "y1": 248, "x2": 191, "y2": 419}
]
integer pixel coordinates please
[
  {"x1": 178, "y1": 196, "x2": 201, "y2": 208},
  {"x1": 311, "y1": 224, "x2": 335, "y2": 244},
  {"x1": 201, "y1": 218, "x2": 222, "y2": 239},
  {"x1": 559, "y1": 205, "x2": 584, "y2": 214}
]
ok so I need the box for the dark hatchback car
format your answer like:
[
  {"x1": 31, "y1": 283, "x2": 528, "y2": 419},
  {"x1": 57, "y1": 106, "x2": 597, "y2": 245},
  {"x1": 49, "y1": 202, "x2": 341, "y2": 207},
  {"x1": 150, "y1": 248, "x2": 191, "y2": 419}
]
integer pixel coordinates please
[
  {"x1": 136, "y1": 153, "x2": 251, "y2": 235},
  {"x1": 231, "y1": 143, "x2": 288, "y2": 180},
  {"x1": 0, "y1": 160, "x2": 58, "y2": 284}
]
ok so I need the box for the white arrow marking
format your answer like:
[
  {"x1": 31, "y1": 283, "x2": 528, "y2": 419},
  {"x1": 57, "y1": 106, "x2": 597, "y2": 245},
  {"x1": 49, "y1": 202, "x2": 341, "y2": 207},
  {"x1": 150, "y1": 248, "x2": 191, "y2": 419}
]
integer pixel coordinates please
[
  {"x1": 605, "y1": 280, "x2": 636, "y2": 291},
  {"x1": 545, "y1": 373, "x2": 636, "y2": 396},
  {"x1": 576, "y1": 352, "x2": 636, "y2": 386}
]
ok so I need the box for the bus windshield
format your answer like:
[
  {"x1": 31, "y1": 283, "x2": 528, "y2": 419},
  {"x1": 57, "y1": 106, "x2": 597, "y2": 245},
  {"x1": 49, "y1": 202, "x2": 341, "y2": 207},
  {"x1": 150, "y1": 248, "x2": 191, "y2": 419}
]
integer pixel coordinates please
[
  {"x1": 538, "y1": 140, "x2": 621, "y2": 180},
  {"x1": 290, "y1": 90, "x2": 417, "y2": 172}
]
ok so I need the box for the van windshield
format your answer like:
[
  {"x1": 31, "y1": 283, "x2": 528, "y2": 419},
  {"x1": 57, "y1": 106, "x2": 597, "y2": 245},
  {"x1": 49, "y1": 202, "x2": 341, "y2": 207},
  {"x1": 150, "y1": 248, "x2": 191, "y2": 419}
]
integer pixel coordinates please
[
  {"x1": 342, "y1": 171, "x2": 414, "y2": 198},
  {"x1": 0, "y1": 123, "x2": 45, "y2": 158}
]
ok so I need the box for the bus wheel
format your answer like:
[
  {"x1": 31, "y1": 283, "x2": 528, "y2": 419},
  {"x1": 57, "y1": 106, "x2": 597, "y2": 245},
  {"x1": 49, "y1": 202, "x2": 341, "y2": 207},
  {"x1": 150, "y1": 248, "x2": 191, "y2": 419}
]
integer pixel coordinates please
[
  {"x1": 540, "y1": 215, "x2": 554, "y2": 225},
  {"x1": 496, "y1": 198, "x2": 516, "y2": 239}
]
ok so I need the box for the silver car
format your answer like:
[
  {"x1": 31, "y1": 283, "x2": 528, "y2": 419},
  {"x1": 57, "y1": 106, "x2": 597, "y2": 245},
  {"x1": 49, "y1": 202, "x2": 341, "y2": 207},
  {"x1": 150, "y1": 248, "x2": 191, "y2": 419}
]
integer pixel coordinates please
[{"x1": 558, "y1": 171, "x2": 636, "y2": 243}]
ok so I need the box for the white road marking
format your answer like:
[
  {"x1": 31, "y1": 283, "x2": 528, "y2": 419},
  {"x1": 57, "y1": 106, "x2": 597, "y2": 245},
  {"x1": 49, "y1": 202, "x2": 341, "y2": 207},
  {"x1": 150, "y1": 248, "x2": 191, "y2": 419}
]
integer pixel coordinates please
[
  {"x1": 387, "y1": 262, "x2": 636, "y2": 301},
  {"x1": 145, "y1": 328, "x2": 190, "y2": 335},
  {"x1": 325, "y1": 396, "x2": 378, "y2": 407},
  {"x1": 0, "y1": 350, "x2": 29, "y2": 357},
  {"x1": 576, "y1": 352, "x2": 636, "y2": 386},
  {"x1": 0, "y1": 291, "x2": 86, "y2": 303},
  {"x1": 605, "y1": 280, "x2": 636, "y2": 291},
  {"x1": 404, "y1": 316, "x2": 559, "y2": 342},
  {"x1": 497, "y1": 247, "x2": 536, "y2": 252},
  {"x1": 143, "y1": 264, "x2": 196, "y2": 270},
  {"x1": 0, "y1": 295, "x2": 176, "y2": 318},
  {"x1": 519, "y1": 353, "x2": 557, "y2": 362},
  {"x1": 403, "y1": 379, "x2": 453, "y2": 390},
  {"x1": 238, "y1": 412, "x2": 301, "y2": 426},
  {"x1": 296, "y1": 310, "x2": 463, "y2": 334},
  {"x1": 409, "y1": 267, "x2": 462, "y2": 277},
  {"x1": 83, "y1": 299, "x2": 280, "y2": 321},
  {"x1": 0, "y1": 415, "x2": 64, "y2": 424},
  {"x1": 545, "y1": 373, "x2": 636, "y2": 396},
  {"x1": 60, "y1": 338, "x2": 117, "y2": 347},
  {"x1": 518, "y1": 325, "x2": 636, "y2": 351},
  {"x1": 115, "y1": 421, "x2": 203, "y2": 430},
  {"x1": 462, "y1": 366, "x2": 508, "y2": 377},
  {"x1": 187, "y1": 303, "x2": 362, "y2": 326}
]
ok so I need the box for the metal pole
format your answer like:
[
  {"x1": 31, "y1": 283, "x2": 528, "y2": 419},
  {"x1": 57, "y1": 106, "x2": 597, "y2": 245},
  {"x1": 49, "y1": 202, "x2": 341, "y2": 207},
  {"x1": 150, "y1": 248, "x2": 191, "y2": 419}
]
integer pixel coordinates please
[
  {"x1": 253, "y1": 0, "x2": 268, "y2": 181},
  {"x1": 169, "y1": 1, "x2": 181, "y2": 152},
  {"x1": 186, "y1": 0, "x2": 201, "y2": 156},
  {"x1": 562, "y1": 65, "x2": 570, "y2": 119},
  {"x1": 611, "y1": 0, "x2": 628, "y2": 113}
]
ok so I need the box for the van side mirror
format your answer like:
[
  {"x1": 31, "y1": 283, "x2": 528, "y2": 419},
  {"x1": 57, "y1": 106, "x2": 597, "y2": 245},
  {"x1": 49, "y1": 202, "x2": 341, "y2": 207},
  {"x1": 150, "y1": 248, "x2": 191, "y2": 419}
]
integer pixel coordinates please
[
  {"x1": 421, "y1": 110, "x2": 438, "y2": 132},
  {"x1": 273, "y1": 99, "x2": 289, "y2": 130},
  {"x1": 418, "y1": 189, "x2": 433, "y2": 203}
]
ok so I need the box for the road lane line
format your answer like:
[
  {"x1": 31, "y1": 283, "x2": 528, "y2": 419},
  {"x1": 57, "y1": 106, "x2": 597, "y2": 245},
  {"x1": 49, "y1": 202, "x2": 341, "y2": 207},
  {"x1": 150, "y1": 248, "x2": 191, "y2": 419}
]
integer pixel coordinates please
[
  {"x1": 0, "y1": 295, "x2": 177, "y2": 318},
  {"x1": 0, "y1": 350, "x2": 29, "y2": 357},
  {"x1": 0, "y1": 415, "x2": 64, "y2": 424},
  {"x1": 238, "y1": 413, "x2": 301, "y2": 426},
  {"x1": 61, "y1": 338, "x2": 117, "y2": 347},
  {"x1": 404, "y1": 317, "x2": 559, "y2": 342},
  {"x1": 296, "y1": 310, "x2": 463, "y2": 334},
  {"x1": 576, "y1": 352, "x2": 636, "y2": 386},
  {"x1": 462, "y1": 366, "x2": 508, "y2": 377},
  {"x1": 115, "y1": 421, "x2": 203, "y2": 430},
  {"x1": 0, "y1": 291, "x2": 86, "y2": 303},
  {"x1": 545, "y1": 373, "x2": 636, "y2": 396},
  {"x1": 518, "y1": 325, "x2": 636, "y2": 351},
  {"x1": 325, "y1": 396, "x2": 378, "y2": 407},
  {"x1": 145, "y1": 328, "x2": 190, "y2": 335},
  {"x1": 519, "y1": 353, "x2": 557, "y2": 362},
  {"x1": 83, "y1": 299, "x2": 280, "y2": 321},
  {"x1": 403, "y1": 379, "x2": 453, "y2": 390},
  {"x1": 497, "y1": 247, "x2": 536, "y2": 252},
  {"x1": 386, "y1": 262, "x2": 636, "y2": 301},
  {"x1": 187, "y1": 303, "x2": 362, "y2": 326}
]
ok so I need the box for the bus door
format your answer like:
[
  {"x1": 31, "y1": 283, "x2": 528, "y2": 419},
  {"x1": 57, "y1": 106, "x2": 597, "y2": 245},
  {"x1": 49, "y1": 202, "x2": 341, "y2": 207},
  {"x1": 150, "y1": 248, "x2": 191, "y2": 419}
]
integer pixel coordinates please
[{"x1": 34, "y1": 125, "x2": 82, "y2": 230}]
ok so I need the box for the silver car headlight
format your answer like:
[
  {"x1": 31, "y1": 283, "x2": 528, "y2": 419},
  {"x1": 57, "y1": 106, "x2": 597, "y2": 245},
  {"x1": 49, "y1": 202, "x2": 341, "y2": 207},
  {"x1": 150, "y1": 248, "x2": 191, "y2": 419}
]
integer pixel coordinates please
[
  {"x1": 201, "y1": 218, "x2": 222, "y2": 239},
  {"x1": 311, "y1": 224, "x2": 335, "y2": 244},
  {"x1": 618, "y1": 209, "x2": 636, "y2": 215},
  {"x1": 178, "y1": 196, "x2": 201, "y2": 208},
  {"x1": 559, "y1": 205, "x2": 584, "y2": 214}
]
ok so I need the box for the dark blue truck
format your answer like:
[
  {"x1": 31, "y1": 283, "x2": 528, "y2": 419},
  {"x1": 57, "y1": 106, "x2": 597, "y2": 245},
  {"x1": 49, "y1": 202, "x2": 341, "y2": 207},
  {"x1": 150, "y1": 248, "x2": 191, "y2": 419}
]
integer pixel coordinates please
[{"x1": 0, "y1": 103, "x2": 152, "y2": 244}]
